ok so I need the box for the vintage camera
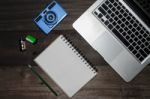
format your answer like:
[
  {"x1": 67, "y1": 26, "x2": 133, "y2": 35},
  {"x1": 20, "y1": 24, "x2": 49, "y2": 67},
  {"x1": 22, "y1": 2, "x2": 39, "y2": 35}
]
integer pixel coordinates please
[{"x1": 34, "y1": 1, "x2": 67, "y2": 34}]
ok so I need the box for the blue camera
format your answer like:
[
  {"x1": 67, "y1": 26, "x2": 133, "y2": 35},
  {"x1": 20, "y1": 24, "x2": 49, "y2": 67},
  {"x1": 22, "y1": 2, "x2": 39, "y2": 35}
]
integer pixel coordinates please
[{"x1": 34, "y1": 1, "x2": 67, "y2": 34}]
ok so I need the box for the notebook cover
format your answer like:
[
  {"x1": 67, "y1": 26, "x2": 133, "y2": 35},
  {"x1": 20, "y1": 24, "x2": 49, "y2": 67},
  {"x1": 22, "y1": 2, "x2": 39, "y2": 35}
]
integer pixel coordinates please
[{"x1": 34, "y1": 35, "x2": 97, "y2": 97}]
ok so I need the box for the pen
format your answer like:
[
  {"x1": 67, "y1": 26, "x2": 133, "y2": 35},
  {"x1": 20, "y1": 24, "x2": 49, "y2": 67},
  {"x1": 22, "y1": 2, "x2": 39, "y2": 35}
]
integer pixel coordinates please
[{"x1": 28, "y1": 65, "x2": 58, "y2": 96}]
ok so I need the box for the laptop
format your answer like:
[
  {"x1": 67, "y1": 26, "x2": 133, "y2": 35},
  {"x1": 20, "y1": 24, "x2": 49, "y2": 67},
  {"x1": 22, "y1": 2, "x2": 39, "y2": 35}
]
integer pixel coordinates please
[{"x1": 73, "y1": 0, "x2": 150, "y2": 82}]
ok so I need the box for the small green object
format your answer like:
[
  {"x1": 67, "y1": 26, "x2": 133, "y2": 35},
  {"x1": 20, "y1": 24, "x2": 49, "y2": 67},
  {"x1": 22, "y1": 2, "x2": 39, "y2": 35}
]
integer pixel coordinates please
[{"x1": 25, "y1": 35, "x2": 37, "y2": 44}]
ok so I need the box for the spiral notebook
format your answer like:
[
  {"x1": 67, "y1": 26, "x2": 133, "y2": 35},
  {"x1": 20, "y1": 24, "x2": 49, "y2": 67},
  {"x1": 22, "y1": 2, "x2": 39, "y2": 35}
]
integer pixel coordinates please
[{"x1": 34, "y1": 35, "x2": 97, "y2": 97}]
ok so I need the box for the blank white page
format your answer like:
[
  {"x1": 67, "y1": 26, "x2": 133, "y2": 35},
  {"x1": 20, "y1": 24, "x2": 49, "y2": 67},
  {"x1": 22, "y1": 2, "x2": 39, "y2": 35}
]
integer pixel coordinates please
[{"x1": 34, "y1": 35, "x2": 97, "y2": 97}]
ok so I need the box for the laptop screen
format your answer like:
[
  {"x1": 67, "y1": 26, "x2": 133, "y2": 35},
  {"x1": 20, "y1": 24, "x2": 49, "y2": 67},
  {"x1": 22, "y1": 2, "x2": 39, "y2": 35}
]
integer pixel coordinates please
[
  {"x1": 124, "y1": 0, "x2": 150, "y2": 27},
  {"x1": 134, "y1": 0, "x2": 150, "y2": 18}
]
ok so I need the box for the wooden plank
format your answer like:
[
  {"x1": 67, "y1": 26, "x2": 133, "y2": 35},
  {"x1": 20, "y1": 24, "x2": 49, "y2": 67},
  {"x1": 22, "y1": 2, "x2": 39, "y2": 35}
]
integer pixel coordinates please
[
  {"x1": 0, "y1": 0, "x2": 149, "y2": 98},
  {"x1": 0, "y1": 0, "x2": 95, "y2": 31},
  {"x1": 0, "y1": 30, "x2": 106, "y2": 66},
  {"x1": 0, "y1": 30, "x2": 148, "y2": 66},
  {"x1": 0, "y1": 66, "x2": 149, "y2": 99}
]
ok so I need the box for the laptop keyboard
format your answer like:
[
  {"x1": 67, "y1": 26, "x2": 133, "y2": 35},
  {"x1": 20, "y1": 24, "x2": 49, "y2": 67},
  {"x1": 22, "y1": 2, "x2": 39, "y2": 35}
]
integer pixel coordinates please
[{"x1": 93, "y1": 0, "x2": 150, "y2": 62}]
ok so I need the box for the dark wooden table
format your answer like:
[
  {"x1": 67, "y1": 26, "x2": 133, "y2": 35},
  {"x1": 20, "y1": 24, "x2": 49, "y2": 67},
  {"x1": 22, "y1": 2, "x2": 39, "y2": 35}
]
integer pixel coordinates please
[{"x1": 0, "y1": 0, "x2": 150, "y2": 99}]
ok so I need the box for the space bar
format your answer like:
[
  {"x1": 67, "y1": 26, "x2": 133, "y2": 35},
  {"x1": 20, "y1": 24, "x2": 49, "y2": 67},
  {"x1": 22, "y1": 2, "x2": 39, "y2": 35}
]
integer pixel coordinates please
[{"x1": 112, "y1": 29, "x2": 130, "y2": 47}]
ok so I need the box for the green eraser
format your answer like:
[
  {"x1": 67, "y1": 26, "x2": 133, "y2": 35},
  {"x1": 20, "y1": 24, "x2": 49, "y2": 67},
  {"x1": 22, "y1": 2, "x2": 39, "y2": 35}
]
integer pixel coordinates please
[{"x1": 25, "y1": 35, "x2": 37, "y2": 44}]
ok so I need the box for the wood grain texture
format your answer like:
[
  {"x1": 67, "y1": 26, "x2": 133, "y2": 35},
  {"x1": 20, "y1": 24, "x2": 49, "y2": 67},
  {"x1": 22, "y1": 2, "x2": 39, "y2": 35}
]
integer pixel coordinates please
[
  {"x1": 0, "y1": 66, "x2": 149, "y2": 99},
  {"x1": 0, "y1": 0, "x2": 95, "y2": 31},
  {"x1": 0, "y1": 0, "x2": 149, "y2": 99}
]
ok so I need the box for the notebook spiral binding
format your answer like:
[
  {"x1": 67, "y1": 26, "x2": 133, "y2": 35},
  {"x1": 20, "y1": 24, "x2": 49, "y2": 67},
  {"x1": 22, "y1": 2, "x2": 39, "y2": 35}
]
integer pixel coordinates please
[{"x1": 60, "y1": 35, "x2": 98, "y2": 74}]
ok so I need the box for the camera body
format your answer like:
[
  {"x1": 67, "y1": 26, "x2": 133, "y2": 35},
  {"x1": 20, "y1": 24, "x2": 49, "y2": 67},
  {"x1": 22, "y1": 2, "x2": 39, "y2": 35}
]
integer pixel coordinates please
[{"x1": 34, "y1": 1, "x2": 67, "y2": 34}]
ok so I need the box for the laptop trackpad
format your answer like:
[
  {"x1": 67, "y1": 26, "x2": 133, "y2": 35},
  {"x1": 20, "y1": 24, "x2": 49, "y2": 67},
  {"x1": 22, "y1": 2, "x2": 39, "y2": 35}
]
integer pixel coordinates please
[{"x1": 92, "y1": 32, "x2": 124, "y2": 62}]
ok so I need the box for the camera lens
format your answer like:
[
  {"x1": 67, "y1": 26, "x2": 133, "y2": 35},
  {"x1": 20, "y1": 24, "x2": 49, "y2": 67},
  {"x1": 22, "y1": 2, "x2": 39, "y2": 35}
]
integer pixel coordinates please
[
  {"x1": 44, "y1": 11, "x2": 57, "y2": 25},
  {"x1": 48, "y1": 15, "x2": 54, "y2": 20}
]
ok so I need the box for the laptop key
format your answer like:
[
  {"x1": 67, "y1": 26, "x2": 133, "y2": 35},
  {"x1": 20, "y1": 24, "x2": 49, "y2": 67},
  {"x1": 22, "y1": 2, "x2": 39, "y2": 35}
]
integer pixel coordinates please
[
  {"x1": 108, "y1": 24, "x2": 113, "y2": 30},
  {"x1": 136, "y1": 54, "x2": 140, "y2": 58},
  {"x1": 104, "y1": 21, "x2": 109, "y2": 25},
  {"x1": 98, "y1": 13, "x2": 103, "y2": 18},
  {"x1": 144, "y1": 48, "x2": 150, "y2": 54},
  {"x1": 105, "y1": 0, "x2": 110, "y2": 5},
  {"x1": 94, "y1": 12, "x2": 98, "y2": 15},
  {"x1": 112, "y1": 28, "x2": 130, "y2": 46},
  {"x1": 133, "y1": 50, "x2": 137, "y2": 55},
  {"x1": 139, "y1": 49, "x2": 147, "y2": 58},
  {"x1": 109, "y1": 0, "x2": 114, "y2": 3},
  {"x1": 139, "y1": 57, "x2": 144, "y2": 61},
  {"x1": 129, "y1": 45, "x2": 134, "y2": 51},
  {"x1": 102, "y1": 4, "x2": 108, "y2": 11},
  {"x1": 98, "y1": 7, "x2": 106, "y2": 15},
  {"x1": 148, "y1": 45, "x2": 150, "y2": 50}
]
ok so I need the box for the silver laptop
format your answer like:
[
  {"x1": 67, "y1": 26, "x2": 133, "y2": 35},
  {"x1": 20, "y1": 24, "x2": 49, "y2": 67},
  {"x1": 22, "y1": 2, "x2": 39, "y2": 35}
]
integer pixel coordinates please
[{"x1": 73, "y1": 0, "x2": 150, "y2": 82}]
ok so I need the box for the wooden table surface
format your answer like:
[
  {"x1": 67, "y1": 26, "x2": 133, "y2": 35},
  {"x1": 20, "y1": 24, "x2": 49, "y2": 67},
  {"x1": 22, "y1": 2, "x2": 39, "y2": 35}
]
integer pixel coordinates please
[{"x1": 0, "y1": 0, "x2": 150, "y2": 99}]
